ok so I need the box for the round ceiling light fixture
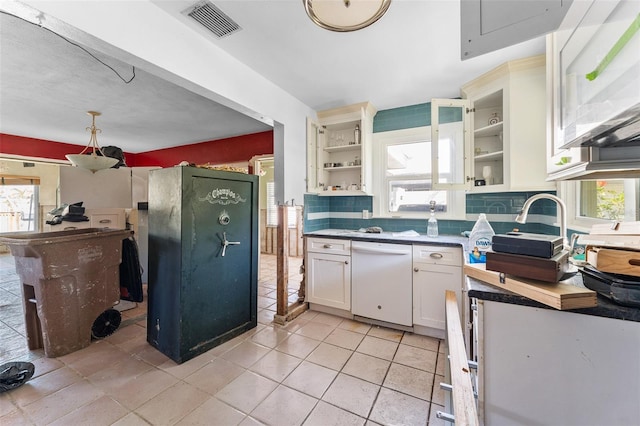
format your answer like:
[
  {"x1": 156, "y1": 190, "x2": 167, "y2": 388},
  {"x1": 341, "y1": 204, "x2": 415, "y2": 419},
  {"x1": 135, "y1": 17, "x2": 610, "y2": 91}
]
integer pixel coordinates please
[{"x1": 303, "y1": 0, "x2": 391, "y2": 32}]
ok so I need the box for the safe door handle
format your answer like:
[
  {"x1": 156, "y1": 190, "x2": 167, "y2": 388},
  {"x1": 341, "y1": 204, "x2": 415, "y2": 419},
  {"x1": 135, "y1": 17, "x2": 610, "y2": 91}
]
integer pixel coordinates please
[{"x1": 221, "y1": 232, "x2": 240, "y2": 257}]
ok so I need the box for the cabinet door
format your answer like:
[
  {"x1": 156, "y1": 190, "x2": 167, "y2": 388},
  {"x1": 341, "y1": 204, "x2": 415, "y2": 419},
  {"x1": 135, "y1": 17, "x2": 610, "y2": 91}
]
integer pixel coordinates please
[
  {"x1": 431, "y1": 98, "x2": 472, "y2": 190},
  {"x1": 413, "y1": 264, "x2": 462, "y2": 330},
  {"x1": 306, "y1": 252, "x2": 351, "y2": 310}
]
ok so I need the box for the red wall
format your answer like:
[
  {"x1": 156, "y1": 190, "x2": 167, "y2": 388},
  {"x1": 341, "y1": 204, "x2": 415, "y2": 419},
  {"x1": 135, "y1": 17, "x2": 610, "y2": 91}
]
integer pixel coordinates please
[
  {"x1": 1, "y1": 131, "x2": 273, "y2": 167},
  {"x1": 129, "y1": 131, "x2": 273, "y2": 167}
]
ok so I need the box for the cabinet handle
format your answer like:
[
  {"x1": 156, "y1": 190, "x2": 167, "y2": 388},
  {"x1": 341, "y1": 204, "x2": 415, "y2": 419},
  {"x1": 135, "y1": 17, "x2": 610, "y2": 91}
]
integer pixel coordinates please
[
  {"x1": 377, "y1": 305, "x2": 382, "y2": 309},
  {"x1": 323, "y1": 244, "x2": 333, "y2": 249},
  {"x1": 344, "y1": 260, "x2": 349, "y2": 265},
  {"x1": 414, "y1": 267, "x2": 419, "y2": 272},
  {"x1": 99, "y1": 219, "x2": 112, "y2": 224},
  {"x1": 430, "y1": 252, "x2": 444, "y2": 259},
  {"x1": 436, "y1": 412, "x2": 455, "y2": 422}
]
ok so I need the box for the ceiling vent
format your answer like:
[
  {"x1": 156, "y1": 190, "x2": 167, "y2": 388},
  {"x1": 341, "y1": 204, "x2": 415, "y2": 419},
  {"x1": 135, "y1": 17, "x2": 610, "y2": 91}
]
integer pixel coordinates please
[{"x1": 184, "y1": 1, "x2": 241, "y2": 39}]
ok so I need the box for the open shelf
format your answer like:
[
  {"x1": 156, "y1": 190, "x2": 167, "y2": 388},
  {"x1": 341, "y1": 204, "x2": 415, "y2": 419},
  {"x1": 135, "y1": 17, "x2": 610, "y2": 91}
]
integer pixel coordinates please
[{"x1": 474, "y1": 122, "x2": 503, "y2": 138}]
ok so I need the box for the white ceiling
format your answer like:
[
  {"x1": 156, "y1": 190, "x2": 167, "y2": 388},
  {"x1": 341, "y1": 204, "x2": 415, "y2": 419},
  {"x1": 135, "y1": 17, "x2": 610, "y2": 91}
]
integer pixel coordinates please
[{"x1": 0, "y1": 0, "x2": 546, "y2": 155}]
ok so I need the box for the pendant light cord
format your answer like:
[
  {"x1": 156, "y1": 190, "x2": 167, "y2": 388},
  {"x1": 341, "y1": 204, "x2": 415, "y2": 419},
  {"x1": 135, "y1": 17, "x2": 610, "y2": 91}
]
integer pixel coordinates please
[{"x1": 1, "y1": 11, "x2": 136, "y2": 84}]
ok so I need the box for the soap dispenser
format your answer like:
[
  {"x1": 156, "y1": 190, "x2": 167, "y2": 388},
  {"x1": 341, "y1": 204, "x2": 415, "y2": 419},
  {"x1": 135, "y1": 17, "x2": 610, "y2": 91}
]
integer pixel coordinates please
[{"x1": 427, "y1": 200, "x2": 438, "y2": 237}]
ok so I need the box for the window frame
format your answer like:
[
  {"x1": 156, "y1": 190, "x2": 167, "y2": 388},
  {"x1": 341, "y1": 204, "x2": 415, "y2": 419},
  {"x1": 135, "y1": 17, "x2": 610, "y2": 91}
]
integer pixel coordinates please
[
  {"x1": 372, "y1": 126, "x2": 465, "y2": 220},
  {"x1": 560, "y1": 179, "x2": 639, "y2": 232}
]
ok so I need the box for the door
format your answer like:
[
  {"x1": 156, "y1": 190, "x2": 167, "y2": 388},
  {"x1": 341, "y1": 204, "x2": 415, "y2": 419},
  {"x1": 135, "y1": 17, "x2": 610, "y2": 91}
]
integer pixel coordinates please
[
  {"x1": 306, "y1": 252, "x2": 351, "y2": 310},
  {"x1": 431, "y1": 99, "x2": 472, "y2": 190},
  {"x1": 183, "y1": 173, "x2": 257, "y2": 349}
]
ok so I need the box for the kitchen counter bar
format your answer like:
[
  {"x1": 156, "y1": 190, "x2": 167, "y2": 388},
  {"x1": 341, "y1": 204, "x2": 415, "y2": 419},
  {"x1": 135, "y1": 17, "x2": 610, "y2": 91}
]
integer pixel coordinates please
[
  {"x1": 305, "y1": 229, "x2": 468, "y2": 247},
  {"x1": 467, "y1": 275, "x2": 640, "y2": 322}
]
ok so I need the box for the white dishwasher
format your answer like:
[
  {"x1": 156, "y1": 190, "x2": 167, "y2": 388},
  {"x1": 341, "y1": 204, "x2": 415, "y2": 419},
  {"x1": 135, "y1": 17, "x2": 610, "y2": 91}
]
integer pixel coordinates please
[{"x1": 351, "y1": 241, "x2": 413, "y2": 327}]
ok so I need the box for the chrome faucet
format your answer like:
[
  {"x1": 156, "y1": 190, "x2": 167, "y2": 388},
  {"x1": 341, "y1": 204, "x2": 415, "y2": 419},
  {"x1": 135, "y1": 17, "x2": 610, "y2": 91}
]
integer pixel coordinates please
[{"x1": 515, "y1": 193, "x2": 568, "y2": 249}]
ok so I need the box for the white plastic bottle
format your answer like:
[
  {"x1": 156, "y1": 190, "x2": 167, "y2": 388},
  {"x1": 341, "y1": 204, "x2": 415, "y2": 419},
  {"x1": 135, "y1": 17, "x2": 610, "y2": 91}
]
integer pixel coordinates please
[
  {"x1": 468, "y1": 213, "x2": 495, "y2": 263},
  {"x1": 427, "y1": 200, "x2": 438, "y2": 237}
]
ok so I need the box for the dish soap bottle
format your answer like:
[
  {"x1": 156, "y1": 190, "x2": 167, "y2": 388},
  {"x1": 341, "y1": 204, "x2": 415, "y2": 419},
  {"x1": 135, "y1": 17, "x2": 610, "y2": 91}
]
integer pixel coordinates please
[
  {"x1": 468, "y1": 213, "x2": 495, "y2": 263},
  {"x1": 427, "y1": 200, "x2": 438, "y2": 238}
]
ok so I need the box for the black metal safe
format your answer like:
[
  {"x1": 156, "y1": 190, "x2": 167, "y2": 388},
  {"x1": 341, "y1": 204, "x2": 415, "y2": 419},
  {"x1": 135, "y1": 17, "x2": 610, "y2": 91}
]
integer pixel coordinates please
[{"x1": 147, "y1": 166, "x2": 258, "y2": 363}]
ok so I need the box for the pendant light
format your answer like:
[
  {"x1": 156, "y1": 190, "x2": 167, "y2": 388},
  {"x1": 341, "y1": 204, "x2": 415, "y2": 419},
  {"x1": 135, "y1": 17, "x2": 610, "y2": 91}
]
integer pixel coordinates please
[
  {"x1": 65, "y1": 111, "x2": 118, "y2": 173},
  {"x1": 303, "y1": 0, "x2": 391, "y2": 32}
]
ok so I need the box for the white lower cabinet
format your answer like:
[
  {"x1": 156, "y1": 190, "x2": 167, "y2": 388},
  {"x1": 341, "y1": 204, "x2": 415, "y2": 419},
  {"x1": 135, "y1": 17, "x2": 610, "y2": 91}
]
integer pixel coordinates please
[
  {"x1": 413, "y1": 246, "x2": 463, "y2": 333},
  {"x1": 305, "y1": 238, "x2": 351, "y2": 311},
  {"x1": 475, "y1": 299, "x2": 640, "y2": 425}
]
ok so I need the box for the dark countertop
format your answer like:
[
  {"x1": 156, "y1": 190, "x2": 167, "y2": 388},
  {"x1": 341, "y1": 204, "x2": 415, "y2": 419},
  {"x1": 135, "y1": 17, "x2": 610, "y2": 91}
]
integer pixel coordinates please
[
  {"x1": 468, "y1": 275, "x2": 640, "y2": 323},
  {"x1": 304, "y1": 229, "x2": 468, "y2": 248}
]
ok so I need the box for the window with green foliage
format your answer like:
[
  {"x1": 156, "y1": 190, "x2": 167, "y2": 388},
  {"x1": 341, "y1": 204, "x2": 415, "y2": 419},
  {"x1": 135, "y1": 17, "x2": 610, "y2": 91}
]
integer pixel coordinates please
[{"x1": 579, "y1": 179, "x2": 638, "y2": 221}]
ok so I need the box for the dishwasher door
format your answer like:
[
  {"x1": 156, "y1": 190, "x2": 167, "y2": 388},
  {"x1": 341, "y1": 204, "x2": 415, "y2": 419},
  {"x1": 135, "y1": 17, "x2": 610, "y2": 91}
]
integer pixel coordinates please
[{"x1": 351, "y1": 241, "x2": 413, "y2": 326}]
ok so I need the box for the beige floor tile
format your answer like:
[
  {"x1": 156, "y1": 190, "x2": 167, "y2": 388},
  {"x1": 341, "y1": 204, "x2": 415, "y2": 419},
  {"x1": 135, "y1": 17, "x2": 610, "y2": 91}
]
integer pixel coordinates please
[
  {"x1": 257, "y1": 309, "x2": 276, "y2": 325},
  {"x1": 0, "y1": 407, "x2": 32, "y2": 425},
  {"x1": 322, "y1": 373, "x2": 380, "y2": 418},
  {"x1": 9, "y1": 366, "x2": 83, "y2": 407},
  {"x1": 393, "y1": 344, "x2": 437, "y2": 372},
  {"x1": 309, "y1": 312, "x2": 344, "y2": 327},
  {"x1": 108, "y1": 368, "x2": 179, "y2": 410},
  {"x1": 306, "y1": 342, "x2": 353, "y2": 371},
  {"x1": 401, "y1": 332, "x2": 440, "y2": 352},
  {"x1": 275, "y1": 334, "x2": 321, "y2": 359},
  {"x1": 383, "y1": 363, "x2": 434, "y2": 400},
  {"x1": 250, "y1": 325, "x2": 291, "y2": 348},
  {"x1": 0, "y1": 394, "x2": 17, "y2": 417},
  {"x1": 432, "y1": 375, "x2": 446, "y2": 406},
  {"x1": 429, "y1": 403, "x2": 447, "y2": 425},
  {"x1": 221, "y1": 341, "x2": 271, "y2": 369},
  {"x1": 48, "y1": 395, "x2": 129, "y2": 426},
  {"x1": 177, "y1": 397, "x2": 246, "y2": 425},
  {"x1": 283, "y1": 360, "x2": 338, "y2": 399},
  {"x1": 29, "y1": 357, "x2": 64, "y2": 379},
  {"x1": 239, "y1": 415, "x2": 266, "y2": 426},
  {"x1": 111, "y1": 412, "x2": 150, "y2": 426},
  {"x1": 105, "y1": 323, "x2": 147, "y2": 346},
  {"x1": 369, "y1": 387, "x2": 430, "y2": 426},
  {"x1": 436, "y1": 352, "x2": 446, "y2": 376},
  {"x1": 251, "y1": 385, "x2": 317, "y2": 426},
  {"x1": 131, "y1": 342, "x2": 172, "y2": 367},
  {"x1": 356, "y1": 336, "x2": 399, "y2": 361},
  {"x1": 158, "y1": 352, "x2": 216, "y2": 379},
  {"x1": 303, "y1": 400, "x2": 366, "y2": 426},
  {"x1": 295, "y1": 321, "x2": 335, "y2": 341},
  {"x1": 342, "y1": 352, "x2": 390, "y2": 385},
  {"x1": 206, "y1": 333, "x2": 247, "y2": 357},
  {"x1": 366, "y1": 326, "x2": 404, "y2": 343},
  {"x1": 365, "y1": 421, "x2": 382, "y2": 426},
  {"x1": 216, "y1": 371, "x2": 278, "y2": 414},
  {"x1": 136, "y1": 381, "x2": 209, "y2": 425},
  {"x1": 22, "y1": 379, "x2": 104, "y2": 425},
  {"x1": 258, "y1": 295, "x2": 275, "y2": 308},
  {"x1": 324, "y1": 328, "x2": 366, "y2": 351},
  {"x1": 63, "y1": 341, "x2": 129, "y2": 377},
  {"x1": 184, "y1": 357, "x2": 245, "y2": 395},
  {"x1": 338, "y1": 319, "x2": 372, "y2": 335},
  {"x1": 87, "y1": 355, "x2": 154, "y2": 394},
  {"x1": 249, "y1": 350, "x2": 301, "y2": 382}
]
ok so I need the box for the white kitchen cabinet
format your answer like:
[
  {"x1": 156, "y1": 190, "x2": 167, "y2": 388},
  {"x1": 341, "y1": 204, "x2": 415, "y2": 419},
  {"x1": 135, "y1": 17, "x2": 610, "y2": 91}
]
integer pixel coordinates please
[
  {"x1": 412, "y1": 245, "x2": 463, "y2": 337},
  {"x1": 44, "y1": 207, "x2": 127, "y2": 232},
  {"x1": 59, "y1": 166, "x2": 133, "y2": 208},
  {"x1": 305, "y1": 237, "x2": 351, "y2": 312},
  {"x1": 474, "y1": 299, "x2": 640, "y2": 425},
  {"x1": 546, "y1": 0, "x2": 640, "y2": 181},
  {"x1": 351, "y1": 241, "x2": 413, "y2": 327},
  {"x1": 306, "y1": 102, "x2": 376, "y2": 196},
  {"x1": 434, "y1": 55, "x2": 555, "y2": 192}
]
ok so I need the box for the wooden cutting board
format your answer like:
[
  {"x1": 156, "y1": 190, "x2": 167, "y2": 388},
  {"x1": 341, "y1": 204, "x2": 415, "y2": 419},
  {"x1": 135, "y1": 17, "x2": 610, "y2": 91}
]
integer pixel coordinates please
[
  {"x1": 586, "y1": 247, "x2": 640, "y2": 278},
  {"x1": 465, "y1": 263, "x2": 597, "y2": 310}
]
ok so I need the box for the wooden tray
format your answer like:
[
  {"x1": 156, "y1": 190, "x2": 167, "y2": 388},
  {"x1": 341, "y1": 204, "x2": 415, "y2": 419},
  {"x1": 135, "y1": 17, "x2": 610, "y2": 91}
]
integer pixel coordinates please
[
  {"x1": 465, "y1": 263, "x2": 597, "y2": 310},
  {"x1": 586, "y1": 247, "x2": 640, "y2": 278}
]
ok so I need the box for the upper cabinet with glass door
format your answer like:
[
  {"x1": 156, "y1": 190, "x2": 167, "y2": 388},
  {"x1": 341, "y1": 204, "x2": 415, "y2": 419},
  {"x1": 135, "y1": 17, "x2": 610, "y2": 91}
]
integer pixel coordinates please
[
  {"x1": 306, "y1": 102, "x2": 377, "y2": 196},
  {"x1": 433, "y1": 55, "x2": 556, "y2": 192}
]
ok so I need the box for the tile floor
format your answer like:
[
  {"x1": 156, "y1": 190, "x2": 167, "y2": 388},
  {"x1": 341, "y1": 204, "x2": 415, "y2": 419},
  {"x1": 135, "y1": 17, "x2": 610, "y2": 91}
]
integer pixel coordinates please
[{"x1": 0, "y1": 253, "x2": 447, "y2": 425}]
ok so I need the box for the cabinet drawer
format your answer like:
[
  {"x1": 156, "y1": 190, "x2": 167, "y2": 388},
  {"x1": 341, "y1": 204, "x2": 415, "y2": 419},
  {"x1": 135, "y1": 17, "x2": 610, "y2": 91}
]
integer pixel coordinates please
[
  {"x1": 307, "y1": 237, "x2": 351, "y2": 255},
  {"x1": 413, "y1": 245, "x2": 462, "y2": 266},
  {"x1": 88, "y1": 209, "x2": 127, "y2": 229}
]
